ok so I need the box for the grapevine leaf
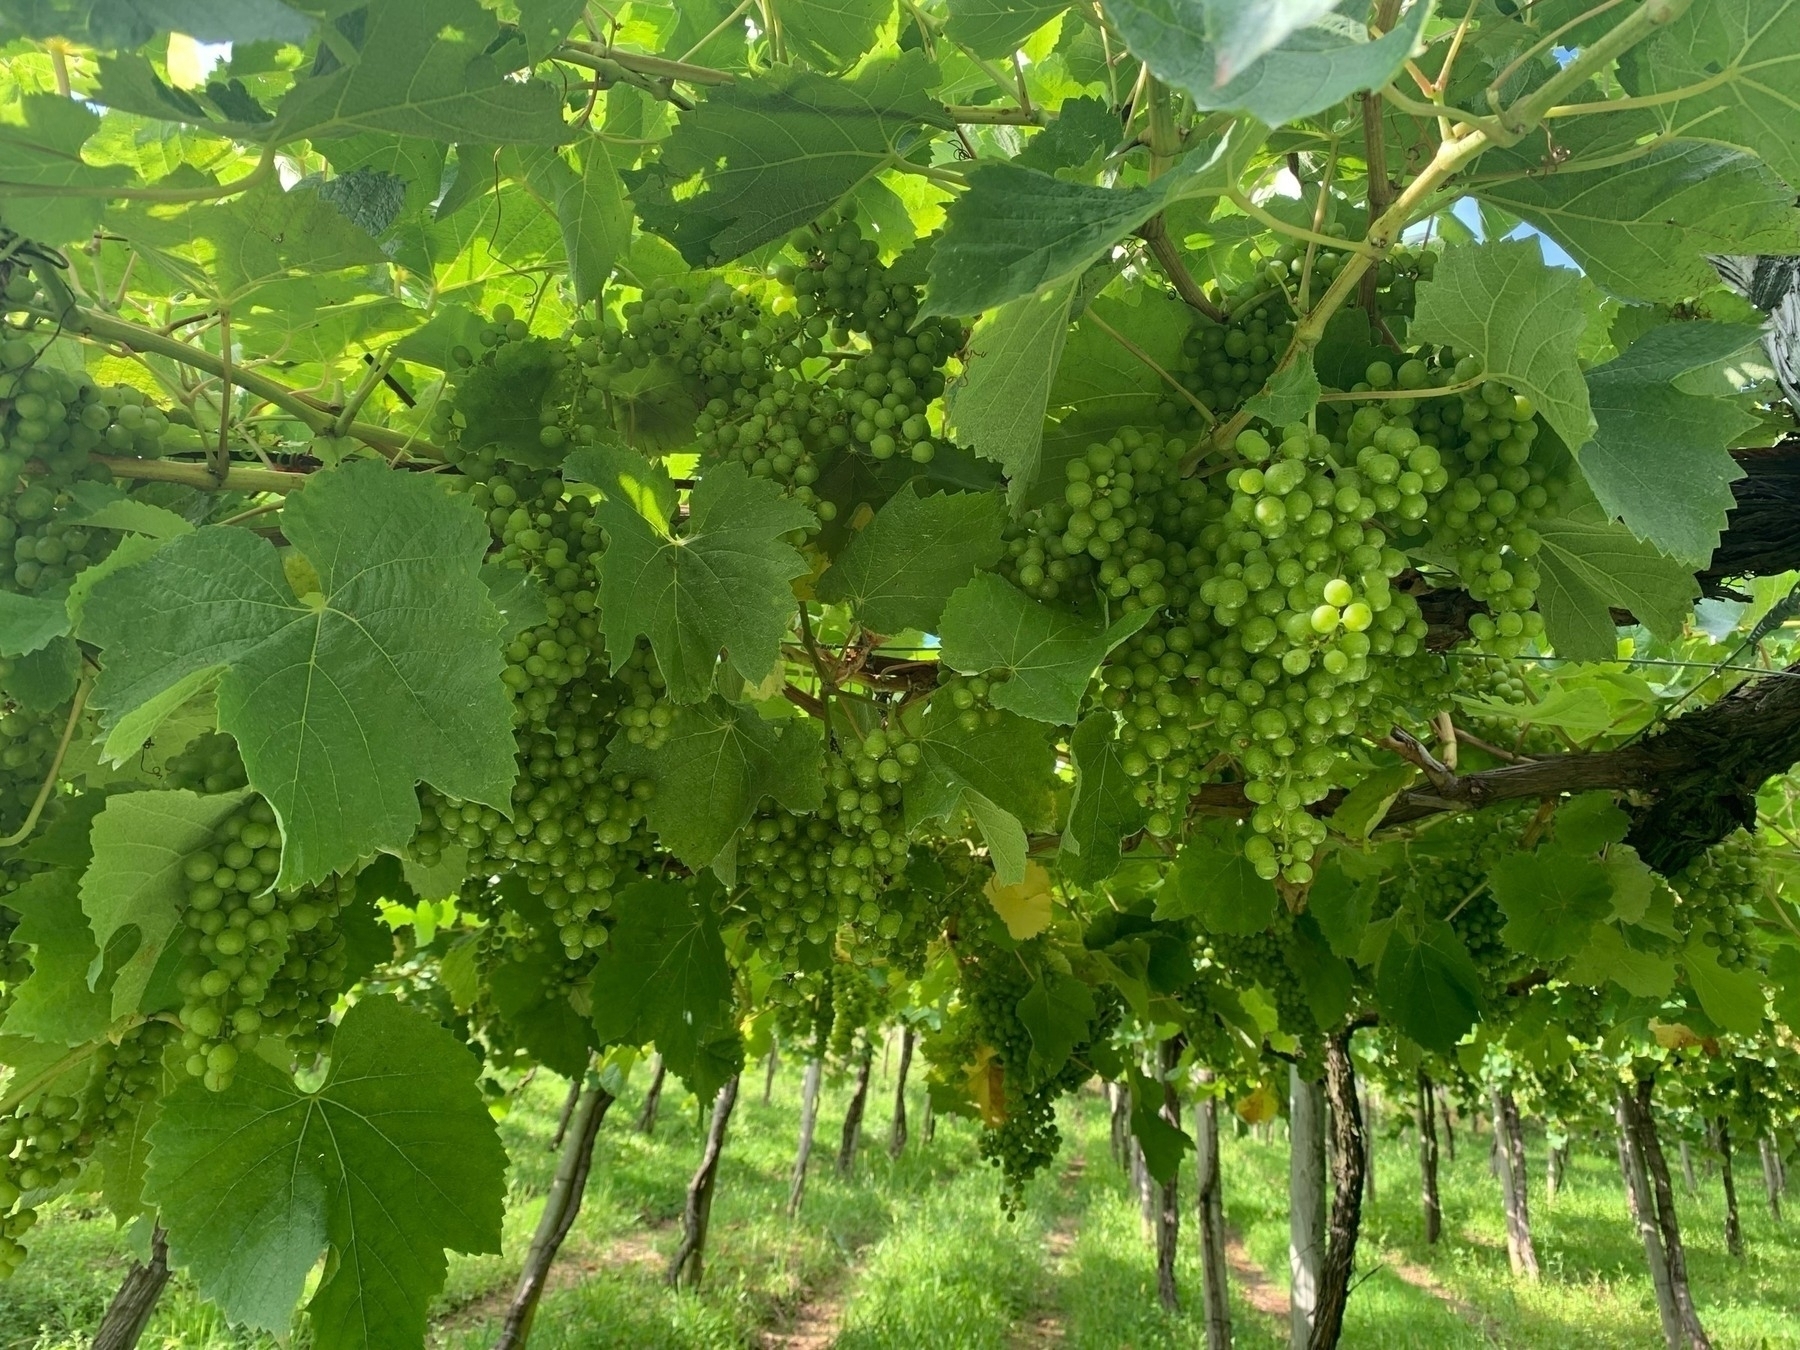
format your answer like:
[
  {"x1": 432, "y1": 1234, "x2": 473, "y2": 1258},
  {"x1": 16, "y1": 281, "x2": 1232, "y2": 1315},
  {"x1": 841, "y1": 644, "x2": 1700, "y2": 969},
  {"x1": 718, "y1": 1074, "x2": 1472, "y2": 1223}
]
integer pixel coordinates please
[
  {"x1": 1288, "y1": 915, "x2": 1352, "y2": 1028},
  {"x1": 1566, "y1": 923, "x2": 1675, "y2": 997},
  {"x1": 944, "y1": 278, "x2": 1078, "y2": 506},
  {"x1": 1618, "y1": 0, "x2": 1800, "y2": 194},
  {"x1": 518, "y1": 0, "x2": 589, "y2": 61},
  {"x1": 115, "y1": 182, "x2": 390, "y2": 307},
  {"x1": 939, "y1": 575, "x2": 1153, "y2": 724},
  {"x1": 1329, "y1": 762, "x2": 1414, "y2": 840},
  {"x1": 1551, "y1": 791, "x2": 1631, "y2": 855},
  {"x1": 589, "y1": 878, "x2": 741, "y2": 1099},
  {"x1": 1533, "y1": 507, "x2": 1699, "y2": 662},
  {"x1": 1682, "y1": 940, "x2": 1765, "y2": 1036},
  {"x1": 79, "y1": 789, "x2": 255, "y2": 1020},
  {"x1": 0, "y1": 94, "x2": 130, "y2": 243},
  {"x1": 516, "y1": 142, "x2": 630, "y2": 306},
  {"x1": 814, "y1": 482, "x2": 1007, "y2": 633},
  {"x1": 1307, "y1": 857, "x2": 1374, "y2": 960},
  {"x1": 1106, "y1": 0, "x2": 1430, "y2": 126},
  {"x1": 96, "y1": 1093, "x2": 161, "y2": 1226},
  {"x1": 568, "y1": 445, "x2": 814, "y2": 702},
  {"x1": 1155, "y1": 823, "x2": 1278, "y2": 934},
  {"x1": 1411, "y1": 241, "x2": 1595, "y2": 456},
  {"x1": 1375, "y1": 914, "x2": 1481, "y2": 1054},
  {"x1": 783, "y1": 0, "x2": 892, "y2": 70},
  {"x1": 627, "y1": 53, "x2": 952, "y2": 266},
  {"x1": 1014, "y1": 96, "x2": 1120, "y2": 177},
  {"x1": 922, "y1": 123, "x2": 1263, "y2": 317},
  {"x1": 1061, "y1": 712, "x2": 1149, "y2": 885},
  {"x1": 606, "y1": 698, "x2": 823, "y2": 869},
  {"x1": 1580, "y1": 323, "x2": 1764, "y2": 566},
  {"x1": 144, "y1": 997, "x2": 507, "y2": 1349},
  {"x1": 481, "y1": 561, "x2": 551, "y2": 640},
  {"x1": 1017, "y1": 968, "x2": 1095, "y2": 1083},
  {"x1": 1127, "y1": 1068, "x2": 1192, "y2": 1183},
  {"x1": 1241, "y1": 351, "x2": 1321, "y2": 429},
  {"x1": 984, "y1": 860, "x2": 1054, "y2": 938},
  {"x1": 943, "y1": 0, "x2": 1068, "y2": 57},
  {"x1": 909, "y1": 700, "x2": 1055, "y2": 833},
  {"x1": 1488, "y1": 848, "x2": 1614, "y2": 961},
  {"x1": 1478, "y1": 136, "x2": 1800, "y2": 306},
  {"x1": 452, "y1": 339, "x2": 564, "y2": 467},
  {"x1": 0, "y1": 588, "x2": 70, "y2": 657},
  {"x1": 0, "y1": 869, "x2": 113, "y2": 1045},
  {"x1": 5, "y1": 635, "x2": 79, "y2": 711},
  {"x1": 489, "y1": 951, "x2": 597, "y2": 1079},
  {"x1": 1769, "y1": 947, "x2": 1800, "y2": 1034},
  {"x1": 79, "y1": 461, "x2": 517, "y2": 889},
  {"x1": 88, "y1": 0, "x2": 315, "y2": 44},
  {"x1": 272, "y1": 0, "x2": 570, "y2": 146},
  {"x1": 1189, "y1": 0, "x2": 1338, "y2": 79},
  {"x1": 1455, "y1": 685, "x2": 1614, "y2": 737},
  {"x1": 967, "y1": 788, "x2": 1030, "y2": 885}
]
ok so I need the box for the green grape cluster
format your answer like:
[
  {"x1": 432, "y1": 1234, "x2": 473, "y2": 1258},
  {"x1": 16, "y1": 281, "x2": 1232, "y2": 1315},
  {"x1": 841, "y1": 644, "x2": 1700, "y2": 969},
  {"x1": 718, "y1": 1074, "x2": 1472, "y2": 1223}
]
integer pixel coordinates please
[
  {"x1": 1387, "y1": 808, "x2": 1536, "y2": 1000},
  {"x1": 827, "y1": 962, "x2": 884, "y2": 1060},
  {"x1": 171, "y1": 797, "x2": 292, "y2": 1091},
  {"x1": 1672, "y1": 831, "x2": 1762, "y2": 971},
  {"x1": 0, "y1": 702, "x2": 59, "y2": 835},
  {"x1": 0, "y1": 368, "x2": 166, "y2": 596},
  {"x1": 1208, "y1": 913, "x2": 1317, "y2": 1041},
  {"x1": 161, "y1": 730, "x2": 249, "y2": 794},
  {"x1": 259, "y1": 872, "x2": 360, "y2": 1060},
  {"x1": 416, "y1": 678, "x2": 655, "y2": 959},
  {"x1": 738, "y1": 724, "x2": 918, "y2": 962}
]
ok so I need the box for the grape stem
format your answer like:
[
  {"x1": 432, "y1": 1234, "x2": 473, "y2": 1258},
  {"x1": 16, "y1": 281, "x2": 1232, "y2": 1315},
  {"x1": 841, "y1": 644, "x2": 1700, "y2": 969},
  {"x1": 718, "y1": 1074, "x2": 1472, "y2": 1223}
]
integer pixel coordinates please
[
  {"x1": 1084, "y1": 308, "x2": 1216, "y2": 427},
  {"x1": 1136, "y1": 217, "x2": 1229, "y2": 323},
  {"x1": 0, "y1": 1022, "x2": 133, "y2": 1118},
  {"x1": 91, "y1": 455, "x2": 310, "y2": 495},
  {"x1": 0, "y1": 669, "x2": 93, "y2": 850}
]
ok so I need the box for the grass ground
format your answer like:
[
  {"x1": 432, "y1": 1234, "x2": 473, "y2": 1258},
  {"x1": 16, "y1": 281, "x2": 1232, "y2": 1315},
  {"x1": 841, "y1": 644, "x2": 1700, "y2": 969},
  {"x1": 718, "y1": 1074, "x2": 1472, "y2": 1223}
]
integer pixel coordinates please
[{"x1": 1, "y1": 1054, "x2": 1795, "y2": 1349}]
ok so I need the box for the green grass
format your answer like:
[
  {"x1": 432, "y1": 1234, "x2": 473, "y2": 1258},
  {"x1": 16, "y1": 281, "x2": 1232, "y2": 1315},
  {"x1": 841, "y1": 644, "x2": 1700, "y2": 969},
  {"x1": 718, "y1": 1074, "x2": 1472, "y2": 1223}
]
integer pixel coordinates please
[{"x1": 3, "y1": 1065, "x2": 1797, "y2": 1349}]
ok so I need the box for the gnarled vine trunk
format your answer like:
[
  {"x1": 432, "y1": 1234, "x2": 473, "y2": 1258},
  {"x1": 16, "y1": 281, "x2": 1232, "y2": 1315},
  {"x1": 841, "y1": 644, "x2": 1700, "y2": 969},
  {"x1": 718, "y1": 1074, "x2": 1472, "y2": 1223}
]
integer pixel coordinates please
[
  {"x1": 667, "y1": 1075, "x2": 739, "y2": 1290},
  {"x1": 636, "y1": 1052, "x2": 666, "y2": 1134},
  {"x1": 1418, "y1": 1070, "x2": 1442, "y2": 1245},
  {"x1": 1194, "y1": 1071, "x2": 1232, "y2": 1350},
  {"x1": 888, "y1": 1025, "x2": 913, "y2": 1159},
  {"x1": 1289, "y1": 1064, "x2": 1325, "y2": 1350},
  {"x1": 787, "y1": 1057, "x2": 823, "y2": 1218},
  {"x1": 1490, "y1": 1088, "x2": 1540, "y2": 1280},
  {"x1": 498, "y1": 1083, "x2": 616, "y2": 1348},
  {"x1": 1714, "y1": 1118, "x2": 1744, "y2": 1258},
  {"x1": 1308, "y1": 1030, "x2": 1366, "y2": 1350},
  {"x1": 1621, "y1": 1078, "x2": 1713, "y2": 1349},
  {"x1": 1618, "y1": 1091, "x2": 1684, "y2": 1350},
  {"x1": 837, "y1": 1036, "x2": 874, "y2": 1176},
  {"x1": 1761, "y1": 1134, "x2": 1785, "y2": 1221},
  {"x1": 1154, "y1": 1036, "x2": 1182, "y2": 1313},
  {"x1": 93, "y1": 1226, "x2": 169, "y2": 1350},
  {"x1": 762, "y1": 1045, "x2": 779, "y2": 1106}
]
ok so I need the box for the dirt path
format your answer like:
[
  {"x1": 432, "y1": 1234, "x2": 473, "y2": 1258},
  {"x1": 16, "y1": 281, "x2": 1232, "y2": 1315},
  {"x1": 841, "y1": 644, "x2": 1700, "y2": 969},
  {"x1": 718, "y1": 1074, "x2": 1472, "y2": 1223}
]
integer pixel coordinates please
[
  {"x1": 1224, "y1": 1226, "x2": 1290, "y2": 1319},
  {"x1": 1381, "y1": 1251, "x2": 1510, "y2": 1345},
  {"x1": 1010, "y1": 1156, "x2": 1087, "y2": 1346}
]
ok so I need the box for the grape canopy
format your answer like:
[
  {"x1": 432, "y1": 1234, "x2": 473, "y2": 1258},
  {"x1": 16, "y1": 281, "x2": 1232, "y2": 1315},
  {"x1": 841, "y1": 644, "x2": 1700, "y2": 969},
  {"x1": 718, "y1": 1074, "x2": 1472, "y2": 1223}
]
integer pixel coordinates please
[{"x1": 0, "y1": 0, "x2": 1798, "y2": 1346}]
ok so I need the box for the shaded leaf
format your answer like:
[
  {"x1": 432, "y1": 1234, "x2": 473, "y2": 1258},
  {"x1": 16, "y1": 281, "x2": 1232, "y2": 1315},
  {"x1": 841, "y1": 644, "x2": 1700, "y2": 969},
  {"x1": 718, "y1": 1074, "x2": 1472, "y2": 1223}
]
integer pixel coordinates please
[{"x1": 815, "y1": 482, "x2": 1007, "y2": 633}]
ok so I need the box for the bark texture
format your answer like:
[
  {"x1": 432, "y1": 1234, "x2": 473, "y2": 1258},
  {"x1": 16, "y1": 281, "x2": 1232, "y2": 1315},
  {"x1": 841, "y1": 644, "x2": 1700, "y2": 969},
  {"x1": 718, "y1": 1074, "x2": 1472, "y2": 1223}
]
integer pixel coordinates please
[
  {"x1": 1622, "y1": 1078, "x2": 1714, "y2": 1349},
  {"x1": 1194, "y1": 1074, "x2": 1233, "y2": 1350},
  {"x1": 1761, "y1": 1134, "x2": 1785, "y2": 1221},
  {"x1": 498, "y1": 1084, "x2": 616, "y2": 1348},
  {"x1": 1715, "y1": 1118, "x2": 1745, "y2": 1258},
  {"x1": 1618, "y1": 1091, "x2": 1684, "y2": 1350},
  {"x1": 1155, "y1": 1037, "x2": 1182, "y2": 1313},
  {"x1": 92, "y1": 1226, "x2": 169, "y2": 1350},
  {"x1": 837, "y1": 1037, "x2": 875, "y2": 1176},
  {"x1": 888, "y1": 1026, "x2": 913, "y2": 1159},
  {"x1": 1308, "y1": 1032, "x2": 1366, "y2": 1350},
  {"x1": 787, "y1": 1057, "x2": 823, "y2": 1218},
  {"x1": 667, "y1": 1075, "x2": 740, "y2": 1289},
  {"x1": 636, "y1": 1052, "x2": 666, "y2": 1134},
  {"x1": 1491, "y1": 1088, "x2": 1540, "y2": 1280},
  {"x1": 1418, "y1": 1070, "x2": 1442, "y2": 1245}
]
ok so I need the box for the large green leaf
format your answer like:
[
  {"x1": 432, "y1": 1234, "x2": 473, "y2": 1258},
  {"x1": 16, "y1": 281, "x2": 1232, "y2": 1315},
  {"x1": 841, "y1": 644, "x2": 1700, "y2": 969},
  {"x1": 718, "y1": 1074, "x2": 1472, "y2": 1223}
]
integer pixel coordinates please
[
  {"x1": 1106, "y1": 0, "x2": 1430, "y2": 126},
  {"x1": 784, "y1": 0, "x2": 893, "y2": 70},
  {"x1": 1478, "y1": 136, "x2": 1800, "y2": 306},
  {"x1": 629, "y1": 52, "x2": 952, "y2": 266},
  {"x1": 514, "y1": 141, "x2": 630, "y2": 306},
  {"x1": 1375, "y1": 914, "x2": 1481, "y2": 1054},
  {"x1": 938, "y1": 575, "x2": 1153, "y2": 724},
  {"x1": 1488, "y1": 846, "x2": 1614, "y2": 961},
  {"x1": 1579, "y1": 322, "x2": 1764, "y2": 566},
  {"x1": 489, "y1": 950, "x2": 597, "y2": 1079},
  {"x1": 1618, "y1": 0, "x2": 1800, "y2": 195},
  {"x1": 567, "y1": 445, "x2": 814, "y2": 703},
  {"x1": 88, "y1": 0, "x2": 314, "y2": 44},
  {"x1": 922, "y1": 123, "x2": 1263, "y2": 317},
  {"x1": 272, "y1": 0, "x2": 569, "y2": 146},
  {"x1": 945, "y1": 278, "x2": 1078, "y2": 507},
  {"x1": 144, "y1": 997, "x2": 506, "y2": 1350},
  {"x1": 1154, "y1": 824, "x2": 1279, "y2": 934},
  {"x1": 606, "y1": 699, "x2": 823, "y2": 869},
  {"x1": 589, "y1": 879, "x2": 742, "y2": 1099},
  {"x1": 908, "y1": 700, "x2": 1056, "y2": 835},
  {"x1": 1682, "y1": 940, "x2": 1765, "y2": 1036},
  {"x1": 943, "y1": 0, "x2": 1069, "y2": 57},
  {"x1": 0, "y1": 588, "x2": 70, "y2": 658},
  {"x1": 0, "y1": 94, "x2": 131, "y2": 243},
  {"x1": 1410, "y1": 241, "x2": 1595, "y2": 456},
  {"x1": 1061, "y1": 712, "x2": 1149, "y2": 885},
  {"x1": 80, "y1": 461, "x2": 517, "y2": 889},
  {"x1": 0, "y1": 869, "x2": 113, "y2": 1046},
  {"x1": 814, "y1": 482, "x2": 1008, "y2": 634},
  {"x1": 1534, "y1": 501, "x2": 1699, "y2": 662},
  {"x1": 1016, "y1": 968, "x2": 1095, "y2": 1083},
  {"x1": 80, "y1": 788, "x2": 254, "y2": 1021},
  {"x1": 115, "y1": 182, "x2": 389, "y2": 307}
]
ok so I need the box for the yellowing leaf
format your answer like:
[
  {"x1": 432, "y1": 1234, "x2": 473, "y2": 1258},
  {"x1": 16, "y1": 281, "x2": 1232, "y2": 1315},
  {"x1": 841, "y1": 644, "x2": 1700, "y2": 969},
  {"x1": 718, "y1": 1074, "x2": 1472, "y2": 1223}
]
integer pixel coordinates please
[
  {"x1": 985, "y1": 859, "x2": 1053, "y2": 939},
  {"x1": 966, "y1": 1045, "x2": 1007, "y2": 1126},
  {"x1": 1651, "y1": 1019, "x2": 1704, "y2": 1050},
  {"x1": 1236, "y1": 1081, "x2": 1279, "y2": 1125}
]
